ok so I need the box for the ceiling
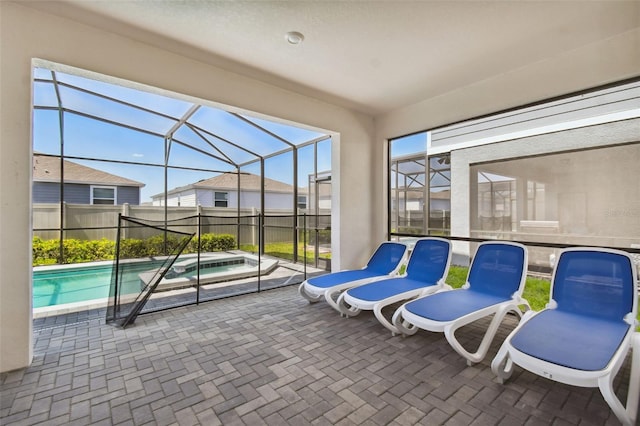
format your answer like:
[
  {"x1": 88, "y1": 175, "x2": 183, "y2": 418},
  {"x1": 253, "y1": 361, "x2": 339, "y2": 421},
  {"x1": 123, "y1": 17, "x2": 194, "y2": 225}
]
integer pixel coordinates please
[{"x1": 24, "y1": 1, "x2": 640, "y2": 116}]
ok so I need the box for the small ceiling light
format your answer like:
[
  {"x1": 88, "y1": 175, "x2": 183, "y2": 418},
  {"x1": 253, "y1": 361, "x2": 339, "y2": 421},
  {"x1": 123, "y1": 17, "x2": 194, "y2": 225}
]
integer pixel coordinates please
[{"x1": 285, "y1": 31, "x2": 304, "y2": 45}]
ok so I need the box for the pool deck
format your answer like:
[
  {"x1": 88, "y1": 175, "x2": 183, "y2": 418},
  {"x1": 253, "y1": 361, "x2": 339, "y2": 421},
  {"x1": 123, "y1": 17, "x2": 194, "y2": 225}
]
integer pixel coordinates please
[{"x1": 2, "y1": 285, "x2": 634, "y2": 425}]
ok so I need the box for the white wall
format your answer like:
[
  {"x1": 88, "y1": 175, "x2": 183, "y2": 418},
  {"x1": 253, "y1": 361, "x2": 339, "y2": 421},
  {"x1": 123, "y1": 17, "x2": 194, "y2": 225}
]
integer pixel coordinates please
[
  {"x1": 196, "y1": 189, "x2": 213, "y2": 207},
  {"x1": 0, "y1": 2, "x2": 376, "y2": 372},
  {"x1": 166, "y1": 189, "x2": 196, "y2": 207}
]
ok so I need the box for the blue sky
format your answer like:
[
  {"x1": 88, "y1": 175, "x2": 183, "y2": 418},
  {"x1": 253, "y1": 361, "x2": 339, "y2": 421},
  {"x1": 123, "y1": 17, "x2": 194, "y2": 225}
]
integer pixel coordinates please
[
  {"x1": 33, "y1": 68, "x2": 330, "y2": 202},
  {"x1": 390, "y1": 132, "x2": 427, "y2": 158}
]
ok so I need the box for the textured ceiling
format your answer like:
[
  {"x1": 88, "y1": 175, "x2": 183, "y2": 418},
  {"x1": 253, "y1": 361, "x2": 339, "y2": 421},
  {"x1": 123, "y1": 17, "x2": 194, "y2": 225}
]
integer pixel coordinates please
[{"x1": 24, "y1": 1, "x2": 640, "y2": 115}]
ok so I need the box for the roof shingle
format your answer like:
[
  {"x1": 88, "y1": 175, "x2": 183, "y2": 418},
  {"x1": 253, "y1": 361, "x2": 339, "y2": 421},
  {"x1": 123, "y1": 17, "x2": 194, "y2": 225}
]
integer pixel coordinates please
[{"x1": 33, "y1": 154, "x2": 145, "y2": 187}]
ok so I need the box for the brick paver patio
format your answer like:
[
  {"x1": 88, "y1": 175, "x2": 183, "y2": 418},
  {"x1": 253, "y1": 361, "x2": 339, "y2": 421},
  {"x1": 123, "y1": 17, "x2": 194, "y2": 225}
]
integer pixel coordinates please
[{"x1": 1, "y1": 285, "x2": 631, "y2": 425}]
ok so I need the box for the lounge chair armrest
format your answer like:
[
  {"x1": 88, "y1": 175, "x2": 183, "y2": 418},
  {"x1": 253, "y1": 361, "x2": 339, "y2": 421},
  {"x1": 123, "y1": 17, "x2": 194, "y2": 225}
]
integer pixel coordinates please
[
  {"x1": 623, "y1": 312, "x2": 638, "y2": 326},
  {"x1": 510, "y1": 294, "x2": 531, "y2": 311},
  {"x1": 433, "y1": 285, "x2": 453, "y2": 295},
  {"x1": 437, "y1": 278, "x2": 452, "y2": 290},
  {"x1": 520, "y1": 309, "x2": 537, "y2": 321}
]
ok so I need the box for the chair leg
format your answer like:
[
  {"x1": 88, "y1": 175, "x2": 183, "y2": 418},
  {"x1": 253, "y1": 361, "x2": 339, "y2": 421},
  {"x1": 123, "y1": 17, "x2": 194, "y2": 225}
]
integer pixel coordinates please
[
  {"x1": 445, "y1": 304, "x2": 518, "y2": 365},
  {"x1": 333, "y1": 292, "x2": 361, "y2": 317},
  {"x1": 599, "y1": 374, "x2": 633, "y2": 426},
  {"x1": 625, "y1": 333, "x2": 640, "y2": 424},
  {"x1": 298, "y1": 283, "x2": 322, "y2": 303},
  {"x1": 491, "y1": 344, "x2": 514, "y2": 384},
  {"x1": 373, "y1": 303, "x2": 400, "y2": 335},
  {"x1": 595, "y1": 332, "x2": 639, "y2": 426},
  {"x1": 391, "y1": 307, "x2": 419, "y2": 337}
]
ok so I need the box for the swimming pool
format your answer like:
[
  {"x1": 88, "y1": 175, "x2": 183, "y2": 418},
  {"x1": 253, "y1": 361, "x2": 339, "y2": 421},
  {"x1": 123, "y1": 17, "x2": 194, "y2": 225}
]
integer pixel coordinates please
[
  {"x1": 33, "y1": 253, "x2": 278, "y2": 310},
  {"x1": 33, "y1": 261, "x2": 156, "y2": 309}
]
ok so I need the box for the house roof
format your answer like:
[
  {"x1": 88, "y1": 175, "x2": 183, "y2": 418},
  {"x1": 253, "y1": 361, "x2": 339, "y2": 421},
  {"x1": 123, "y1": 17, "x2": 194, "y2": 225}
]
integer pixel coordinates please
[
  {"x1": 155, "y1": 172, "x2": 297, "y2": 199},
  {"x1": 33, "y1": 154, "x2": 145, "y2": 187},
  {"x1": 195, "y1": 173, "x2": 293, "y2": 192}
]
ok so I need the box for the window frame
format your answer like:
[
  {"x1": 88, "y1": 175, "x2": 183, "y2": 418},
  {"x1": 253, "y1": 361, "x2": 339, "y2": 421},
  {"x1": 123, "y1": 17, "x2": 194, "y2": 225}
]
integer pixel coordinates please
[
  {"x1": 214, "y1": 191, "x2": 228, "y2": 208},
  {"x1": 297, "y1": 195, "x2": 307, "y2": 209},
  {"x1": 90, "y1": 185, "x2": 117, "y2": 205}
]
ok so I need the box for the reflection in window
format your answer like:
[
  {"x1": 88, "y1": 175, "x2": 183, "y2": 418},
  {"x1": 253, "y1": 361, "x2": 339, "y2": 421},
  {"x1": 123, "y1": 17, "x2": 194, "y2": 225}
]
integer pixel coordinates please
[
  {"x1": 475, "y1": 172, "x2": 515, "y2": 235},
  {"x1": 470, "y1": 143, "x2": 640, "y2": 247}
]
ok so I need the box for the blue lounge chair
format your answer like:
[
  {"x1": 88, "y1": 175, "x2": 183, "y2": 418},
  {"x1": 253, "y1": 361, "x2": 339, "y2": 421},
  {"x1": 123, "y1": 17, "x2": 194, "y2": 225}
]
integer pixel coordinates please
[
  {"x1": 298, "y1": 241, "x2": 408, "y2": 312},
  {"x1": 392, "y1": 241, "x2": 529, "y2": 365},
  {"x1": 492, "y1": 247, "x2": 639, "y2": 426},
  {"x1": 336, "y1": 237, "x2": 452, "y2": 334}
]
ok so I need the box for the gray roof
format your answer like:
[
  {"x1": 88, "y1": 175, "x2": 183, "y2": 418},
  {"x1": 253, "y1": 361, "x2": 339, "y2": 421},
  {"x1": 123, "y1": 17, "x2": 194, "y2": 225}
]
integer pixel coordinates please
[
  {"x1": 33, "y1": 154, "x2": 145, "y2": 187},
  {"x1": 193, "y1": 172, "x2": 293, "y2": 192}
]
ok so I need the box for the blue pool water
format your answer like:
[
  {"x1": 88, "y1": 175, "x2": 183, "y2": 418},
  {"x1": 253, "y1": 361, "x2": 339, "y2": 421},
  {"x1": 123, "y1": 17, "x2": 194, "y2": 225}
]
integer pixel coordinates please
[
  {"x1": 33, "y1": 259, "x2": 249, "y2": 308},
  {"x1": 33, "y1": 262, "x2": 163, "y2": 308}
]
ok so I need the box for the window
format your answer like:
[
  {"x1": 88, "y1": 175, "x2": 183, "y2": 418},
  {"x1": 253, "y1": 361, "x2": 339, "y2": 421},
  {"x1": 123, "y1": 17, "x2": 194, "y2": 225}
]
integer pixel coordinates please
[
  {"x1": 214, "y1": 191, "x2": 228, "y2": 207},
  {"x1": 297, "y1": 195, "x2": 307, "y2": 209},
  {"x1": 471, "y1": 143, "x2": 640, "y2": 240},
  {"x1": 470, "y1": 142, "x2": 640, "y2": 271},
  {"x1": 91, "y1": 186, "x2": 116, "y2": 205}
]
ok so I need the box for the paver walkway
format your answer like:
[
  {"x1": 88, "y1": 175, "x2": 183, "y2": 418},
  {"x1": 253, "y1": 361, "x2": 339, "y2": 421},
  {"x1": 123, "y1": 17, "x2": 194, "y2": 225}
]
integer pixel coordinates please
[{"x1": 1, "y1": 285, "x2": 631, "y2": 425}]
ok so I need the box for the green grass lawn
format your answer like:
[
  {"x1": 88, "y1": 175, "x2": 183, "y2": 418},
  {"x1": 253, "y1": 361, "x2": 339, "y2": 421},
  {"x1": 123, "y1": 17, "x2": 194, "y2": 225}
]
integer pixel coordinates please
[
  {"x1": 240, "y1": 242, "x2": 331, "y2": 262},
  {"x1": 446, "y1": 265, "x2": 640, "y2": 330}
]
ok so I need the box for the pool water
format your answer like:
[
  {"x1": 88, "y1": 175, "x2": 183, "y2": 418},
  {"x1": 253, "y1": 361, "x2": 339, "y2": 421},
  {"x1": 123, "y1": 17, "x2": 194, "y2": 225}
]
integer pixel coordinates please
[
  {"x1": 33, "y1": 262, "x2": 163, "y2": 308},
  {"x1": 33, "y1": 259, "x2": 250, "y2": 308}
]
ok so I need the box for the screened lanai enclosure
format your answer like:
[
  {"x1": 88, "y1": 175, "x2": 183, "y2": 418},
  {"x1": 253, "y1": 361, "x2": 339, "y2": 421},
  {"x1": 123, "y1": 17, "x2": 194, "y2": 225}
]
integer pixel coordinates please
[{"x1": 32, "y1": 65, "x2": 332, "y2": 321}]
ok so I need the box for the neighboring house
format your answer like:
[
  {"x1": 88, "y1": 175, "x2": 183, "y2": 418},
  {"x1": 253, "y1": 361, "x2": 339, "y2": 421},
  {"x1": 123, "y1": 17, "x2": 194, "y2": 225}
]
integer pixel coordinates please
[
  {"x1": 151, "y1": 172, "x2": 306, "y2": 210},
  {"x1": 33, "y1": 154, "x2": 145, "y2": 205}
]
